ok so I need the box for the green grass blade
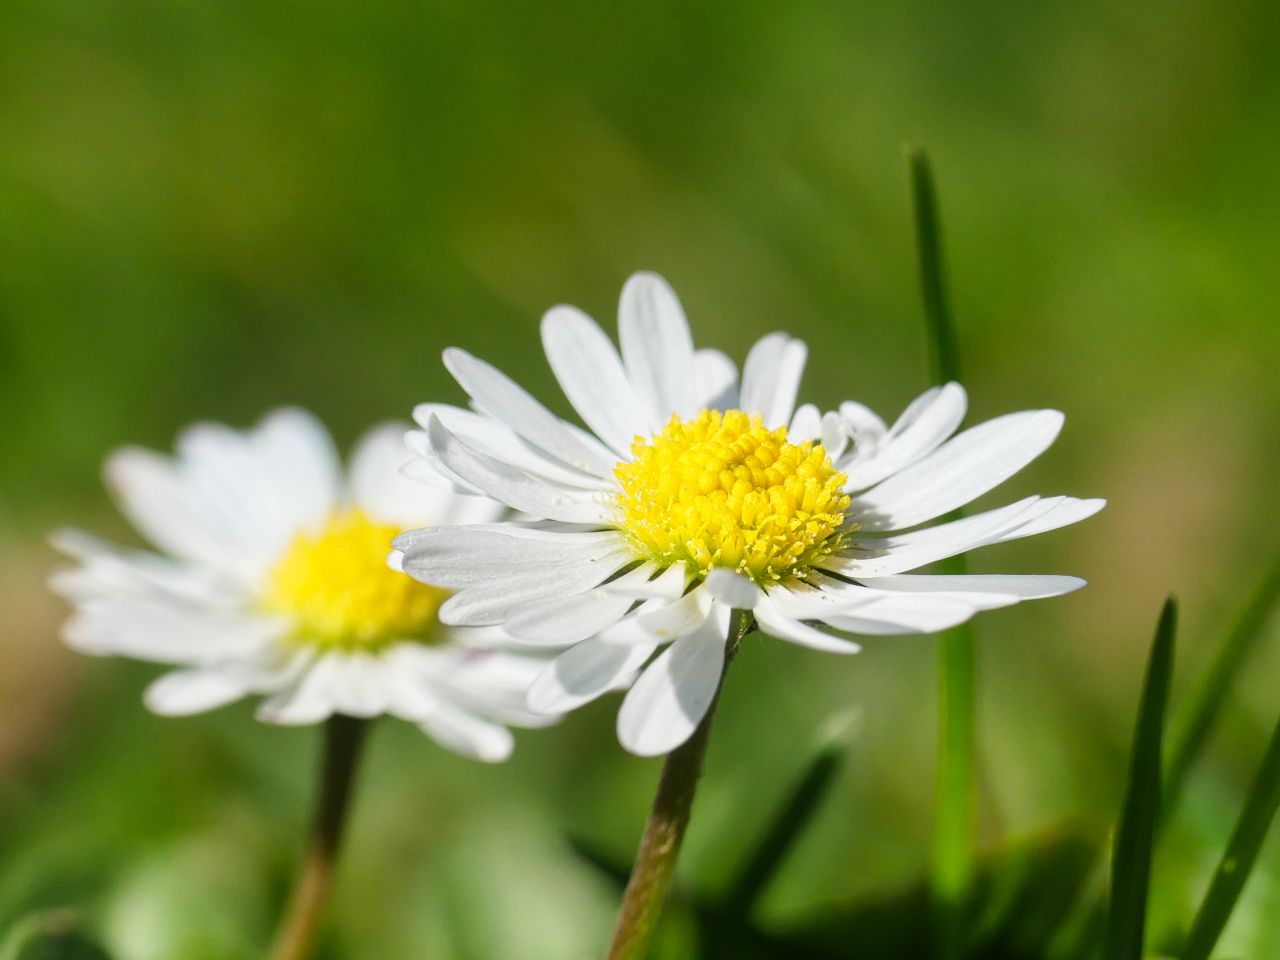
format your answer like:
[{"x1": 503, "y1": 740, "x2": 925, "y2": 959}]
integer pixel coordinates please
[
  {"x1": 1105, "y1": 598, "x2": 1177, "y2": 960},
  {"x1": 907, "y1": 145, "x2": 975, "y2": 960},
  {"x1": 907, "y1": 146, "x2": 961, "y2": 384},
  {"x1": 1182, "y1": 711, "x2": 1280, "y2": 960},
  {"x1": 1163, "y1": 554, "x2": 1280, "y2": 817},
  {"x1": 727, "y1": 710, "x2": 858, "y2": 914}
]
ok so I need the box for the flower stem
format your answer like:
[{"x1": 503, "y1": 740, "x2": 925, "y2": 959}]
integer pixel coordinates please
[
  {"x1": 606, "y1": 610, "x2": 753, "y2": 960},
  {"x1": 268, "y1": 714, "x2": 369, "y2": 960}
]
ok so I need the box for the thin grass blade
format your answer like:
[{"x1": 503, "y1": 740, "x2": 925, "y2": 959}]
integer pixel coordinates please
[
  {"x1": 1181, "y1": 711, "x2": 1280, "y2": 960},
  {"x1": 1163, "y1": 554, "x2": 1280, "y2": 817},
  {"x1": 907, "y1": 145, "x2": 976, "y2": 960},
  {"x1": 1105, "y1": 598, "x2": 1177, "y2": 960},
  {"x1": 727, "y1": 710, "x2": 858, "y2": 914},
  {"x1": 907, "y1": 146, "x2": 961, "y2": 383}
]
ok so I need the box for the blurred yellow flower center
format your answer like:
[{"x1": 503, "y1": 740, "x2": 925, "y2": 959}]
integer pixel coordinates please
[
  {"x1": 614, "y1": 410, "x2": 851, "y2": 585},
  {"x1": 265, "y1": 510, "x2": 447, "y2": 651}
]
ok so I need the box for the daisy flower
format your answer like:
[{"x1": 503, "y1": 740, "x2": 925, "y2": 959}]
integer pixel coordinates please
[
  {"x1": 396, "y1": 272, "x2": 1103, "y2": 756},
  {"x1": 50, "y1": 408, "x2": 554, "y2": 762}
]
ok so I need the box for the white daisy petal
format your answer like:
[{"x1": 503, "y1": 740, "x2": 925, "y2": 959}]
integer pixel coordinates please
[
  {"x1": 692, "y1": 348, "x2": 739, "y2": 411},
  {"x1": 739, "y1": 334, "x2": 808, "y2": 429},
  {"x1": 105, "y1": 409, "x2": 342, "y2": 582},
  {"x1": 830, "y1": 496, "x2": 1045, "y2": 577},
  {"x1": 435, "y1": 540, "x2": 637, "y2": 627},
  {"x1": 143, "y1": 668, "x2": 257, "y2": 715},
  {"x1": 380, "y1": 671, "x2": 443, "y2": 723},
  {"x1": 176, "y1": 411, "x2": 340, "y2": 572},
  {"x1": 860, "y1": 573, "x2": 1087, "y2": 601},
  {"x1": 443, "y1": 347, "x2": 617, "y2": 477},
  {"x1": 542, "y1": 304, "x2": 651, "y2": 452},
  {"x1": 48, "y1": 529, "x2": 239, "y2": 608},
  {"x1": 851, "y1": 410, "x2": 1064, "y2": 530},
  {"x1": 754, "y1": 597, "x2": 862, "y2": 653},
  {"x1": 599, "y1": 591, "x2": 710, "y2": 645},
  {"x1": 392, "y1": 430, "x2": 508, "y2": 527},
  {"x1": 788, "y1": 403, "x2": 823, "y2": 443},
  {"x1": 413, "y1": 405, "x2": 603, "y2": 487},
  {"x1": 401, "y1": 432, "x2": 485, "y2": 495},
  {"x1": 438, "y1": 580, "x2": 602, "y2": 628},
  {"x1": 893, "y1": 385, "x2": 944, "y2": 430},
  {"x1": 617, "y1": 612, "x2": 728, "y2": 756},
  {"x1": 423, "y1": 416, "x2": 612, "y2": 524},
  {"x1": 396, "y1": 526, "x2": 628, "y2": 591},
  {"x1": 984, "y1": 496, "x2": 1106, "y2": 544},
  {"x1": 257, "y1": 654, "x2": 344, "y2": 726},
  {"x1": 505, "y1": 590, "x2": 639, "y2": 646},
  {"x1": 600, "y1": 563, "x2": 688, "y2": 600},
  {"x1": 60, "y1": 599, "x2": 282, "y2": 665},
  {"x1": 841, "y1": 383, "x2": 968, "y2": 491},
  {"x1": 436, "y1": 650, "x2": 559, "y2": 722},
  {"x1": 619, "y1": 272, "x2": 697, "y2": 421},
  {"x1": 838, "y1": 400, "x2": 889, "y2": 442},
  {"x1": 250, "y1": 407, "x2": 343, "y2": 535},
  {"x1": 528, "y1": 640, "x2": 656, "y2": 714},
  {"x1": 349, "y1": 422, "x2": 444, "y2": 527},
  {"x1": 104, "y1": 448, "x2": 240, "y2": 573},
  {"x1": 419, "y1": 708, "x2": 515, "y2": 763},
  {"x1": 325, "y1": 653, "x2": 392, "y2": 718},
  {"x1": 704, "y1": 568, "x2": 761, "y2": 609},
  {"x1": 820, "y1": 594, "x2": 982, "y2": 635}
]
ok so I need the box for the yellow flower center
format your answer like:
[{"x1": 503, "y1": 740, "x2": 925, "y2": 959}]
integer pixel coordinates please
[
  {"x1": 265, "y1": 509, "x2": 447, "y2": 652},
  {"x1": 613, "y1": 410, "x2": 851, "y2": 585}
]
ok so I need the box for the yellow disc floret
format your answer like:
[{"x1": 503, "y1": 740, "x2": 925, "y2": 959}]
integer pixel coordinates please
[
  {"x1": 265, "y1": 509, "x2": 447, "y2": 652},
  {"x1": 614, "y1": 410, "x2": 851, "y2": 585}
]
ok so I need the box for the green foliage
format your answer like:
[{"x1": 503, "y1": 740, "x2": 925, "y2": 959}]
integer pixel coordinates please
[
  {"x1": 1182, "y1": 712, "x2": 1280, "y2": 960},
  {"x1": 1164, "y1": 556, "x2": 1280, "y2": 816},
  {"x1": 0, "y1": 912, "x2": 111, "y2": 960},
  {"x1": 1105, "y1": 599, "x2": 1176, "y2": 960},
  {"x1": 726, "y1": 710, "x2": 858, "y2": 915}
]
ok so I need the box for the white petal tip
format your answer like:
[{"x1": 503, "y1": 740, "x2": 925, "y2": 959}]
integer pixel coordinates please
[
  {"x1": 526, "y1": 679, "x2": 567, "y2": 717},
  {"x1": 1040, "y1": 409, "x2": 1066, "y2": 433},
  {"x1": 618, "y1": 729, "x2": 687, "y2": 759},
  {"x1": 704, "y1": 568, "x2": 760, "y2": 609}
]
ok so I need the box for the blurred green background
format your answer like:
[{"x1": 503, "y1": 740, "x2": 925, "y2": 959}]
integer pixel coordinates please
[{"x1": 2, "y1": 0, "x2": 1279, "y2": 957}]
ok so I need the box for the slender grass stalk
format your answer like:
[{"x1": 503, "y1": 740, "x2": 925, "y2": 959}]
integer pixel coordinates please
[
  {"x1": 606, "y1": 610, "x2": 754, "y2": 960},
  {"x1": 908, "y1": 147, "x2": 961, "y2": 386},
  {"x1": 907, "y1": 145, "x2": 976, "y2": 960},
  {"x1": 727, "y1": 709, "x2": 858, "y2": 914},
  {"x1": 1105, "y1": 598, "x2": 1177, "y2": 960},
  {"x1": 268, "y1": 714, "x2": 369, "y2": 960},
  {"x1": 1182, "y1": 710, "x2": 1280, "y2": 960},
  {"x1": 1164, "y1": 554, "x2": 1280, "y2": 816}
]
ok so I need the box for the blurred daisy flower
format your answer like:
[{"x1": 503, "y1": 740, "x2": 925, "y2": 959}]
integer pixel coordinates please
[
  {"x1": 50, "y1": 409, "x2": 554, "y2": 762},
  {"x1": 396, "y1": 272, "x2": 1103, "y2": 756}
]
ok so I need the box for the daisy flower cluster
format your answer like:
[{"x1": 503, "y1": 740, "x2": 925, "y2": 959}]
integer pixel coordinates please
[
  {"x1": 395, "y1": 272, "x2": 1103, "y2": 756},
  {"x1": 46, "y1": 267, "x2": 1103, "y2": 960}
]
